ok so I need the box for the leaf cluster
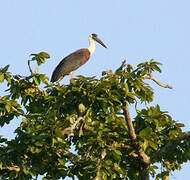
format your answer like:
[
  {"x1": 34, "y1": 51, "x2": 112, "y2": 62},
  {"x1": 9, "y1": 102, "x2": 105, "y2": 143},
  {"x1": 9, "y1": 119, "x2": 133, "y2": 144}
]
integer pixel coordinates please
[{"x1": 0, "y1": 55, "x2": 189, "y2": 180}]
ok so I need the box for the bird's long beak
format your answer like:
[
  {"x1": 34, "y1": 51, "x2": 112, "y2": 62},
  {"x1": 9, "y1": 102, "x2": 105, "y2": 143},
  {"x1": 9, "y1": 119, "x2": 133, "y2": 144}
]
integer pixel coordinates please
[{"x1": 93, "y1": 36, "x2": 107, "y2": 48}]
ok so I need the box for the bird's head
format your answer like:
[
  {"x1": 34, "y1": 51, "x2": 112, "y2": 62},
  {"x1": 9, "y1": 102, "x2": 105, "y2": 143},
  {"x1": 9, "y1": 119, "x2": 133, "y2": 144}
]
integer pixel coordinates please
[{"x1": 90, "y1": 33, "x2": 107, "y2": 48}]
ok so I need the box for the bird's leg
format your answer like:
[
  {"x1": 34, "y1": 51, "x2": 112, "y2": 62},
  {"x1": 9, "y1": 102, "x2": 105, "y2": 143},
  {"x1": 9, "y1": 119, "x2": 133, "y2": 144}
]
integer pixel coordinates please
[{"x1": 70, "y1": 71, "x2": 74, "y2": 82}]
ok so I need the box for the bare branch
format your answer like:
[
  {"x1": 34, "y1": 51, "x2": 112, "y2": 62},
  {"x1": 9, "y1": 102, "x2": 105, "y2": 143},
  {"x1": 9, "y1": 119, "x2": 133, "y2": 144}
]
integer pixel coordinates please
[
  {"x1": 143, "y1": 74, "x2": 173, "y2": 89},
  {"x1": 123, "y1": 104, "x2": 150, "y2": 165}
]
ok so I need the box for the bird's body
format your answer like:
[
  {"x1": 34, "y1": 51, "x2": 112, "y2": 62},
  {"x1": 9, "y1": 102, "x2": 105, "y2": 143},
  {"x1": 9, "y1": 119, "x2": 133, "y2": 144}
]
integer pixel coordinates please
[
  {"x1": 51, "y1": 48, "x2": 90, "y2": 82},
  {"x1": 51, "y1": 33, "x2": 107, "y2": 82}
]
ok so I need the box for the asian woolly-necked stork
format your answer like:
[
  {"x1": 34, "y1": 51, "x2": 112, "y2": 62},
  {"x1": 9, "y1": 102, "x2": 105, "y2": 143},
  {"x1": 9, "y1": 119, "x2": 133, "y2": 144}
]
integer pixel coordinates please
[{"x1": 50, "y1": 33, "x2": 107, "y2": 82}]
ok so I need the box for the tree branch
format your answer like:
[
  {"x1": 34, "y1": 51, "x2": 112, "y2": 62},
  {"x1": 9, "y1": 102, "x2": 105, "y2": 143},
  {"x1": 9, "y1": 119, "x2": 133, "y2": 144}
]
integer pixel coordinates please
[
  {"x1": 151, "y1": 132, "x2": 190, "y2": 160},
  {"x1": 123, "y1": 104, "x2": 150, "y2": 165},
  {"x1": 11, "y1": 106, "x2": 24, "y2": 115},
  {"x1": 31, "y1": 86, "x2": 45, "y2": 93},
  {"x1": 61, "y1": 116, "x2": 84, "y2": 140},
  {"x1": 27, "y1": 59, "x2": 33, "y2": 74},
  {"x1": 143, "y1": 73, "x2": 173, "y2": 89}
]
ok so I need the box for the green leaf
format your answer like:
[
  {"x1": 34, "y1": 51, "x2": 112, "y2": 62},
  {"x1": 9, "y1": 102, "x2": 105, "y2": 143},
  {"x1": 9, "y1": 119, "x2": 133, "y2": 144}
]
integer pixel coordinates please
[
  {"x1": 141, "y1": 139, "x2": 149, "y2": 151},
  {"x1": 30, "y1": 52, "x2": 50, "y2": 66},
  {"x1": 149, "y1": 165, "x2": 158, "y2": 174},
  {"x1": 104, "y1": 160, "x2": 112, "y2": 166},
  {"x1": 31, "y1": 52, "x2": 50, "y2": 59},
  {"x1": 38, "y1": 52, "x2": 50, "y2": 59},
  {"x1": 0, "y1": 65, "x2": 10, "y2": 73},
  {"x1": 34, "y1": 68, "x2": 39, "y2": 74},
  {"x1": 137, "y1": 62, "x2": 148, "y2": 68},
  {"x1": 124, "y1": 82, "x2": 129, "y2": 96},
  {"x1": 152, "y1": 64, "x2": 162, "y2": 73},
  {"x1": 33, "y1": 76, "x2": 40, "y2": 85},
  {"x1": 55, "y1": 128, "x2": 64, "y2": 138},
  {"x1": 154, "y1": 61, "x2": 163, "y2": 66},
  {"x1": 5, "y1": 104, "x2": 11, "y2": 113},
  {"x1": 175, "y1": 123, "x2": 184, "y2": 127},
  {"x1": 0, "y1": 74, "x2": 4, "y2": 82},
  {"x1": 37, "y1": 57, "x2": 46, "y2": 66},
  {"x1": 139, "y1": 127, "x2": 152, "y2": 137},
  {"x1": 148, "y1": 140, "x2": 158, "y2": 150},
  {"x1": 0, "y1": 162, "x2": 3, "y2": 170},
  {"x1": 113, "y1": 149, "x2": 122, "y2": 156},
  {"x1": 58, "y1": 158, "x2": 66, "y2": 166},
  {"x1": 113, "y1": 163, "x2": 123, "y2": 174}
]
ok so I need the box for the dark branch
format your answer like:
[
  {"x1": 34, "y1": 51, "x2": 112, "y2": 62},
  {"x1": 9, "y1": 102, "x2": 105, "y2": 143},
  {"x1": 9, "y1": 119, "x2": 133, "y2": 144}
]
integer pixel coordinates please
[{"x1": 27, "y1": 60, "x2": 33, "y2": 74}]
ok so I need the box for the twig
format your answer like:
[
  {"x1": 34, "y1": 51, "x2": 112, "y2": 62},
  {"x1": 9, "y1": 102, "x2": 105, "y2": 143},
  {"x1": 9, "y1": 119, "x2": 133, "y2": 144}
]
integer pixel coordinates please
[
  {"x1": 83, "y1": 124, "x2": 94, "y2": 131},
  {"x1": 31, "y1": 86, "x2": 44, "y2": 93},
  {"x1": 70, "y1": 116, "x2": 83, "y2": 137},
  {"x1": 134, "y1": 98, "x2": 140, "y2": 113},
  {"x1": 143, "y1": 73, "x2": 173, "y2": 89},
  {"x1": 8, "y1": 166, "x2": 20, "y2": 172},
  {"x1": 12, "y1": 106, "x2": 25, "y2": 116},
  {"x1": 28, "y1": 60, "x2": 33, "y2": 74},
  {"x1": 123, "y1": 104, "x2": 150, "y2": 165},
  {"x1": 56, "y1": 149, "x2": 81, "y2": 164},
  {"x1": 115, "y1": 60, "x2": 126, "y2": 73},
  {"x1": 1, "y1": 165, "x2": 20, "y2": 172}
]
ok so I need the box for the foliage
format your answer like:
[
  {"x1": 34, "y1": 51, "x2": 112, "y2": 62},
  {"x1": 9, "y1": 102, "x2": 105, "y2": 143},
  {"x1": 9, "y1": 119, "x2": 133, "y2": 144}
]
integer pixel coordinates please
[{"x1": 0, "y1": 53, "x2": 189, "y2": 180}]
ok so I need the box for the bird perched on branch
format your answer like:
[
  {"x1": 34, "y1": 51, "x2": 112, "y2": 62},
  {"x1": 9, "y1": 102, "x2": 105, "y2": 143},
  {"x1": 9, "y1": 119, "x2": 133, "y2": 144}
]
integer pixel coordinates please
[{"x1": 50, "y1": 33, "x2": 107, "y2": 82}]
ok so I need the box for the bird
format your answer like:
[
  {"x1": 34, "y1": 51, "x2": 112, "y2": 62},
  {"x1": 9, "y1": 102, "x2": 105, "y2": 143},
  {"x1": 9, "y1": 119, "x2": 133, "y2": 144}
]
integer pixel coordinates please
[{"x1": 50, "y1": 33, "x2": 107, "y2": 82}]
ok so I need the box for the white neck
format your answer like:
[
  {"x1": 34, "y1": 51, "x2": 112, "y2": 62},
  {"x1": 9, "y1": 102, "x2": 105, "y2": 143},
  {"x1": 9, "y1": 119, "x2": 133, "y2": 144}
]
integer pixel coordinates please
[{"x1": 87, "y1": 36, "x2": 96, "y2": 55}]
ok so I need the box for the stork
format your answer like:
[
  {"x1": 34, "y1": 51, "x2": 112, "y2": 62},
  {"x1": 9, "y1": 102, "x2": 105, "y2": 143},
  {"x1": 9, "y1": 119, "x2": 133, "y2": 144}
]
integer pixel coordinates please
[{"x1": 50, "y1": 33, "x2": 107, "y2": 82}]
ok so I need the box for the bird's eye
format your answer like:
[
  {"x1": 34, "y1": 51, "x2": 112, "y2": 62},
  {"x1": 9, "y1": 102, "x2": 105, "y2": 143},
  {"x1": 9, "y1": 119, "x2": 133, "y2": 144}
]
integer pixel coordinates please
[{"x1": 92, "y1": 33, "x2": 98, "y2": 37}]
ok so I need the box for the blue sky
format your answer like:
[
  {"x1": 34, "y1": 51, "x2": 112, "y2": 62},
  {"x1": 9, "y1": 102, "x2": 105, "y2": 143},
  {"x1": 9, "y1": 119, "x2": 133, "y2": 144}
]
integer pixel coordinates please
[{"x1": 0, "y1": 0, "x2": 190, "y2": 179}]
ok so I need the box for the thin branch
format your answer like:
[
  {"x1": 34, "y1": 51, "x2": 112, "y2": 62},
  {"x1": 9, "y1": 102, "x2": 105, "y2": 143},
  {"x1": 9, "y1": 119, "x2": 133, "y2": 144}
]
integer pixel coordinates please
[
  {"x1": 1, "y1": 165, "x2": 20, "y2": 172},
  {"x1": 11, "y1": 106, "x2": 26, "y2": 117},
  {"x1": 134, "y1": 98, "x2": 140, "y2": 113},
  {"x1": 61, "y1": 116, "x2": 84, "y2": 140},
  {"x1": 27, "y1": 60, "x2": 33, "y2": 74},
  {"x1": 56, "y1": 149, "x2": 81, "y2": 165},
  {"x1": 31, "y1": 86, "x2": 44, "y2": 93},
  {"x1": 115, "y1": 60, "x2": 126, "y2": 73},
  {"x1": 143, "y1": 73, "x2": 173, "y2": 89},
  {"x1": 83, "y1": 124, "x2": 94, "y2": 131},
  {"x1": 8, "y1": 166, "x2": 20, "y2": 172},
  {"x1": 123, "y1": 104, "x2": 150, "y2": 165}
]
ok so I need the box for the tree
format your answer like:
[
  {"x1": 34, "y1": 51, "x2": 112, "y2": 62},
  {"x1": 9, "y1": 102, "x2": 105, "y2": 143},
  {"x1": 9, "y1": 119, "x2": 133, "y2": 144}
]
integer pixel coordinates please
[{"x1": 0, "y1": 52, "x2": 190, "y2": 180}]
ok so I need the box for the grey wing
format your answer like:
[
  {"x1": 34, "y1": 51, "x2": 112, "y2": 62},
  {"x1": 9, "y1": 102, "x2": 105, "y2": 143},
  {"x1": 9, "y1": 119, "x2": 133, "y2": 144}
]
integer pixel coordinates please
[{"x1": 51, "y1": 49, "x2": 89, "y2": 82}]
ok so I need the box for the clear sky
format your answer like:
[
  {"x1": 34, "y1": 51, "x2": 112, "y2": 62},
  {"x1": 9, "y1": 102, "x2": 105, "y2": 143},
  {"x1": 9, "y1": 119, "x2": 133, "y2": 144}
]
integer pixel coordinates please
[{"x1": 0, "y1": 0, "x2": 190, "y2": 179}]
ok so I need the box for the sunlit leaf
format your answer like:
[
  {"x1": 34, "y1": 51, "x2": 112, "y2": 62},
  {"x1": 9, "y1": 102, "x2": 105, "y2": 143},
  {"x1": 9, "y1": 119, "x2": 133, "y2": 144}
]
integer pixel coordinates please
[
  {"x1": 0, "y1": 74, "x2": 4, "y2": 82},
  {"x1": 139, "y1": 127, "x2": 152, "y2": 137},
  {"x1": 5, "y1": 104, "x2": 11, "y2": 113},
  {"x1": 38, "y1": 52, "x2": 50, "y2": 59}
]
